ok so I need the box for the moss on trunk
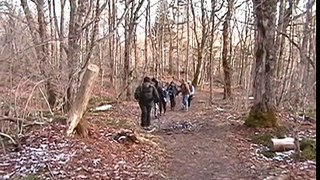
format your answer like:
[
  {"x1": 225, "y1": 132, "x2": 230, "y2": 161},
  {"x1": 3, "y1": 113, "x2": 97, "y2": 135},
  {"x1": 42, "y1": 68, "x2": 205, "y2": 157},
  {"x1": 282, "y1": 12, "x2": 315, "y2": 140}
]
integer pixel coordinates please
[{"x1": 245, "y1": 103, "x2": 278, "y2": 128}]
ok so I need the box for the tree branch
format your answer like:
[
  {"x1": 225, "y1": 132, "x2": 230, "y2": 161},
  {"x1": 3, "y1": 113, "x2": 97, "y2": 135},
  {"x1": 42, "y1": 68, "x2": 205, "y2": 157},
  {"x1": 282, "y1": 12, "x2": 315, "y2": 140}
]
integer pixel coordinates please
[{"x1": 277, "y1": 30, "x2": 315, "y2": 69}]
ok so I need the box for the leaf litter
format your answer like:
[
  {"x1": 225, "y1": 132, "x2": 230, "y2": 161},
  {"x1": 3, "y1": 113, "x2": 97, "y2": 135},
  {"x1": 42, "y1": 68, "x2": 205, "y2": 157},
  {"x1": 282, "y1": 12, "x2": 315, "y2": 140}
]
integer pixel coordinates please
[
  {"x1": 0, "y1": 99, "x2": 166, "y2": 180},
  {"x1": 0, "y1": 86, "x2": 316, "y2": 180}
]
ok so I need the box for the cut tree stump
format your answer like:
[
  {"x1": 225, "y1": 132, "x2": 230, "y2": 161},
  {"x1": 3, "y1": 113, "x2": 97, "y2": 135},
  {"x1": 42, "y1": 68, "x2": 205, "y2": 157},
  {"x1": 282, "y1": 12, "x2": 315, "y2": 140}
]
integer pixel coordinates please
[
  {"x1": 67, "y1": 63, "x2": 99, "y2": 137},
  {"x1": 271, "y1": 137, "x2": 295, "y2": 152}
]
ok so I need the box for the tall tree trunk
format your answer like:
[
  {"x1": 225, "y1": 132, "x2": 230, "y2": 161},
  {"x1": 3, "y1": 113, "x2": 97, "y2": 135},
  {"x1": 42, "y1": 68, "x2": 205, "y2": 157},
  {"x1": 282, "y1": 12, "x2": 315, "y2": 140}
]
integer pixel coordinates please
[
  {"x1": 299, "y1": 0, "x2": 314, "y2": 110},
  {"x1": 168, "y1": 27, "x2": 173, "y2": 74},
  {"x1": 275, "y1": 0, "x2": 292, "y2": 78},
  {"x1": 124, "y1": 1, "x2": 132, "y2": 100},
  {"x1": 185, "y1": 0, "x2": 190, "y2": 80},
  {"x1": 176, "y1": 1, "x2": 180, "y2": 80},
  {"x1": 109, "y1": 0, "x2": 115, "y2": 84},
  {"x1": 222, "y1": 0, "x2": 233, "y2": 99},
  {"x1": 144, "y1": 0, "x2": 150, "y2": 74},
  {"x1": 209, "y1": 0, "x2": 216, "y2": 103},
  {"x1": 190, "y1": 0, "x2": 209, "y2": 87},
  {"x1": 65, "y1": 0, "x2": 88, "y2": 112},
  {"x1": 123, "y1": 0, "x2": 145, "y2": 100},
  {"x1": 245, "y1": 0, "x2": 278, "y2": 128}
]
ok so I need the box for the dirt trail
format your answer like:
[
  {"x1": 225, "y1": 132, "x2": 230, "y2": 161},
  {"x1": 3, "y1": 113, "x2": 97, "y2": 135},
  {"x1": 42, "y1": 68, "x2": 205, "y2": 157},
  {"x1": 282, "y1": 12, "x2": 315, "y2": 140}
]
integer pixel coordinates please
[{"x1": 154, "y1": 91, "x2": 258, "y2": 180}]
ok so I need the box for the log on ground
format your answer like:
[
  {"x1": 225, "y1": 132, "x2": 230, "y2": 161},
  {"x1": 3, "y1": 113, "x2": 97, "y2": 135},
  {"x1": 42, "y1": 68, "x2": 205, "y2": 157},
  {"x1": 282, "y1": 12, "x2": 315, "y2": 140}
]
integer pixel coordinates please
[{"x1": 271, "y1": 137, "x2": 295, "y2": 152}]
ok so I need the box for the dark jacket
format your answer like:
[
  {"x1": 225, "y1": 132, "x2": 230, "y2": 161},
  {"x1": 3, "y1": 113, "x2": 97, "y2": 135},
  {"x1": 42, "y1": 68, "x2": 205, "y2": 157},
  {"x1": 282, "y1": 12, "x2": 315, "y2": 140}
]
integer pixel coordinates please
[
  {"x1": 134, "y1": 82, "x2": 159, "y2": 106},
  {"x1": 155, "y1": 84, "x2": 165, "y2": 98},
  {"x1": 167, "y1": 83, "x2": 178, "y2": 97}
]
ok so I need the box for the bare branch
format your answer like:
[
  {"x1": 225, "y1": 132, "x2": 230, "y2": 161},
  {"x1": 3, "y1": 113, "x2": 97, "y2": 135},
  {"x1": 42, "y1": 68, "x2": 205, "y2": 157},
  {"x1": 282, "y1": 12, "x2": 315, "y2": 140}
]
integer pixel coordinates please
[{"x1": 277, "y1": 30, "x2": 315, "y2": 69}]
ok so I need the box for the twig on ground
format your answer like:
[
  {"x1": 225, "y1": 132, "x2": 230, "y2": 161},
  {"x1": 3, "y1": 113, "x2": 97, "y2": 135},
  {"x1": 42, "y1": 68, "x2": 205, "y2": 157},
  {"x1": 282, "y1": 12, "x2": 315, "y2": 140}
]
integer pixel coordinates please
[
  {"x1": 45, "y1": 162, "x2": 57, "y2": 180},
  {"x1": 0, "y1": 132, "x2": 17, "y2": 145}
]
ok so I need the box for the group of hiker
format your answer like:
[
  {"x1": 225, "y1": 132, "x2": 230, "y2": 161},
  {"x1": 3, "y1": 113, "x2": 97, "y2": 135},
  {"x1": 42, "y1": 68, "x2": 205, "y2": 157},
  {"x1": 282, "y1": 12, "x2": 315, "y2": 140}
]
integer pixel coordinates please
[{"x1": 134, "y1": 76, "x2": 195, "y2": 131}]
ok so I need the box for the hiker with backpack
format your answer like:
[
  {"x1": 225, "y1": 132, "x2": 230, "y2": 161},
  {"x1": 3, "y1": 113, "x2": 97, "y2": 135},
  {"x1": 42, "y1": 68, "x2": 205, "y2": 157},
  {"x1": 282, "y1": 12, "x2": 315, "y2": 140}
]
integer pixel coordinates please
[
  {"x1": 151, "y1": 78, "x2": 167, "y2": 116},
  {"x1": 187, "y1": 80, "x2": 195, "y2": 108},
  {"x1": 167, "y1": 81, "x2": 178, "y2": 111},
  {"x1": 178, "y1": 79, "x2": 191, "y2": 111},
  {"x1": 134, "y1": 76, "x2": 160, "y2": 130}
]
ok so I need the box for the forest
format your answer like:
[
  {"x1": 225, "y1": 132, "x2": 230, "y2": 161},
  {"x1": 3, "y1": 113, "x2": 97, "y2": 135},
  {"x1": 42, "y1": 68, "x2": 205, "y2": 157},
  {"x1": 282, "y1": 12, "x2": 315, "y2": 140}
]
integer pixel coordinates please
[{"x1": 0, "y1": 0, "x2": 316, "y2": 179}]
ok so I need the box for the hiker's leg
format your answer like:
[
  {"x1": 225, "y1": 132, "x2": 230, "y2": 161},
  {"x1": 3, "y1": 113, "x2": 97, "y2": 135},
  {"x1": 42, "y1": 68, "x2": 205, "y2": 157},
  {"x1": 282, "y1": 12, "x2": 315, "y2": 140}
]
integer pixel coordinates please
[
  {"x1": 153, "y1": 103, "x2": 157, "y2": 118},
  {"x1": 156, "y1": 103, "x2": 159, "y2": 117},
  {"x1": 181, "y1": 96, "x2": 185, "y2": 108},
  {"x1": 188, "y1": 95, "x2": 193, "y2": 107},
  {"x1": 183, "y1": 95, "x2": 189, "y2": 111},
  {"x1": 159, "y1": 101, "x2": 163, "y2": 115},
  {"x1": 172, "y1": 96, "x2": 176, "y2": 109},
  {"x1": 163, "y1": 100, "x2": 167, "y2": 114},
  {"x1": 146, "y1": 105, "x2": 152, "y2": 126},
  {"x1": 181, "y1": 95, "x2": 185, "y2": 108},
  {"x1": 170, "y1": 95, "x2": 174, "y2": 110},
  {"x1": 140, "y1": 104, "x2": 148, "y2": 127}
]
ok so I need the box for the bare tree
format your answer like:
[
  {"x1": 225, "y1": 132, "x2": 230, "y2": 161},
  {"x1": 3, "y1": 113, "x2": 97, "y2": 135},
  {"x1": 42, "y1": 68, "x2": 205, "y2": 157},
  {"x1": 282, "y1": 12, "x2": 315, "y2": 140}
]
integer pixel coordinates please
[
  {"x1": 123, "y1": 0, "x2": 145, "y2": 100},
  {"x1": 245, "y1": 0, "x2": 278, "y2": 127},
  {"x1": 20, "y1": 0, "x2": 56, "y2": 109},
  {"x1": 274, "y1": 0, "x2": 292, "y2": 78},
  {"x1": 190, "y1": 0, "x2": 210, "y2": 87},
  {"x1": 209, "y1": 0, "x2": 216, "y2": 103},
  {"x1": 221, "y1": 0, "x2": 234, "y2": 99}
]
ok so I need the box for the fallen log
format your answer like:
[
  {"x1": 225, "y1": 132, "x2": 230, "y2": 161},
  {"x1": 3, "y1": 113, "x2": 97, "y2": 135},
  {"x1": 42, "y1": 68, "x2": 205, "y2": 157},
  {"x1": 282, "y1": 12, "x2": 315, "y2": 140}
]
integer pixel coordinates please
[
  {"x1": 67, "y1": 63, "x2": 99, "y2": 137},
  {"x1": 271, "y1": 137, "x2": 295, "y2": 152}
]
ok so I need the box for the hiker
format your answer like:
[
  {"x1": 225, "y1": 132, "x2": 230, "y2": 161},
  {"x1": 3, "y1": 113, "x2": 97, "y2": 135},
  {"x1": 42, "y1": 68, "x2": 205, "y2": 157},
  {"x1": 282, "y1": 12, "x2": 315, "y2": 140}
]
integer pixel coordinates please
[
  {"x1": 167, "y1": 81, "x2": 178, "y2": 111},
  {"x1": 178, "y1": 79, "x2": 191, "y2": 111},
  {"x1": 134, "y1": 76, "x2": 160, "y2": 130},
  {"x1": 152, "y1": 78, "x2": 167, "y2": 116},
  {"x1": 187, "y1": 80, "x2": 195, "y2": 108},
  {"x1": 162, "y1": 82, "x2": 170, "y2": 104}
]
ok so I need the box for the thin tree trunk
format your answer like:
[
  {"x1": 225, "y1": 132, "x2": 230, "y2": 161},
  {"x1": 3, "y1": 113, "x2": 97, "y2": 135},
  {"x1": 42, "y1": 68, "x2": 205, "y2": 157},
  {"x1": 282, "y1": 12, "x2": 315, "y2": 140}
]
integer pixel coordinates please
[
  {"x1": 176, "y1": 1, "x2": 180, "y2": 80},
  {"x1": 275, "y1": 0, "x2": 292, "y2": 78},
  {"x1": 222, "y1": 0, "x2": 233, "y2": 99},
  {"x1": 168, "y1": 27, "x2": 173, "y2": 74},
  {"x1": 185, "y1": 0, "x2": 190, "y2": 80},
  {"x1": 209, "y1": 0, "x2": 216, "y2": 103},
  {"x1": 144, "y1": 0, "x2": 150, "y2": 74}
]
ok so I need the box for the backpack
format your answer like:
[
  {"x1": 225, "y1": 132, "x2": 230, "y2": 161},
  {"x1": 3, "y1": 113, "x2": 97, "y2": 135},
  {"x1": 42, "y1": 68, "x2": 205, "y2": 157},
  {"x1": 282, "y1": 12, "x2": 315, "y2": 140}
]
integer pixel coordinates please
[
  {"x1": 140, "y1": 84, "x2": 154, "y2": 103},
  {"x1": 167, "y1": 85, "x2": 177, "y2": 96},
  {"x1": 189, "y1": 84, "x2": 195, "y2": 95},
  {"x1": 181, "y1": 83, "x2": 190, "y2": 95}
]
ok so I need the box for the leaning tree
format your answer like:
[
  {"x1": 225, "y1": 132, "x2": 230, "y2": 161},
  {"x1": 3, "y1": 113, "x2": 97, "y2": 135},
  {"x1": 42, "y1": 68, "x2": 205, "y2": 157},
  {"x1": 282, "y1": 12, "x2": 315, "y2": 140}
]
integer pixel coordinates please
[{"x1": 245, "y1": 0, "x2": 278, "y2": 127}]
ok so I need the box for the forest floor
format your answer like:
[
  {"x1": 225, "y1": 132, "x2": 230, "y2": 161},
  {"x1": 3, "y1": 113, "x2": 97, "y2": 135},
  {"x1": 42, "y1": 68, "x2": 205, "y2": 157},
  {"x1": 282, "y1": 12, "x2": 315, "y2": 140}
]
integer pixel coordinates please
[{"x1": 0, "y1": 86, "x2": 316, "y2": 180}]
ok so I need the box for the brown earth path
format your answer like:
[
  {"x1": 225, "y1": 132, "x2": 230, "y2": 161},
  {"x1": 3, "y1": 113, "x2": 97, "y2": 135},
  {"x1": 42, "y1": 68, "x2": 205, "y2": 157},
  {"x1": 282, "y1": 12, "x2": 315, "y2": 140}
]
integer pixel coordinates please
[{"x1": 152, "y1": 90, "x2": 259, "y2": 180}]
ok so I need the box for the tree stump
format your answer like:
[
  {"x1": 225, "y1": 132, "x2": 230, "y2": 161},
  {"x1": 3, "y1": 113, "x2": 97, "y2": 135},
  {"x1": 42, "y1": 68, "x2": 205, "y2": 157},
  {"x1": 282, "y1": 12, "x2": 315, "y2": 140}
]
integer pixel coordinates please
[{"x1": 67, "y1": 63, "x2": 99, "y2": 137}]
